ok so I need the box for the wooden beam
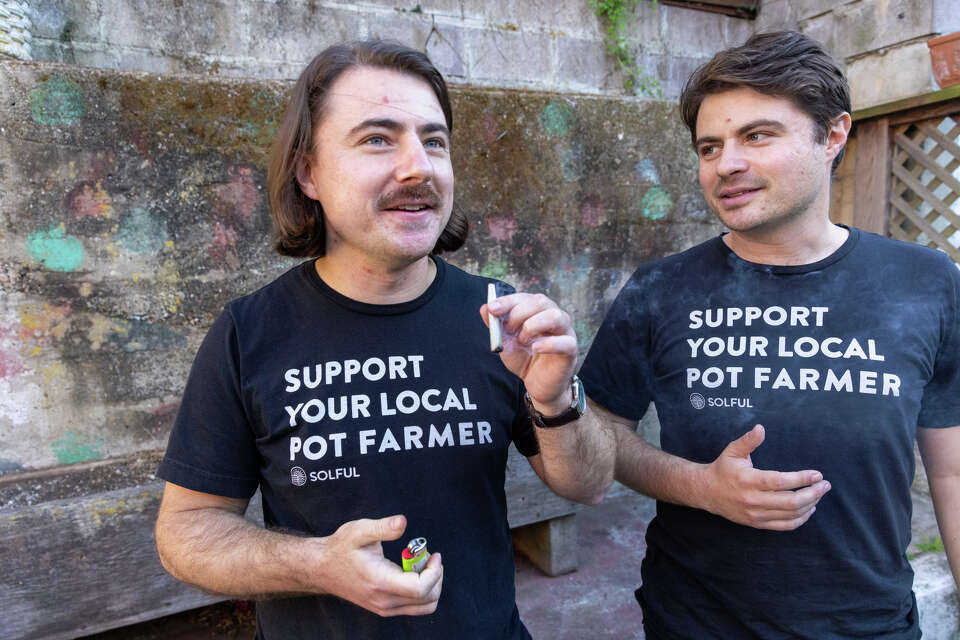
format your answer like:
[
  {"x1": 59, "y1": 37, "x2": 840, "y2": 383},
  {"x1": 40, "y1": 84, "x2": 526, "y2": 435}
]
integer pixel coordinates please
[
  {"x1": 853, "y1": 85, "x2": 960, "y2": 123},
  {"x1": 512, "y1": 513, "x2": 579, "y2": 576},
  {"x1": 852, "y1": 117, "x2": 891, "y2": 234}
]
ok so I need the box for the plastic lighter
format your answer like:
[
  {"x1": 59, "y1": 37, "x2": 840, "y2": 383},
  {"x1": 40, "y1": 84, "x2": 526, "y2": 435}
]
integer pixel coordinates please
[{"x1": 401, "y1": 537, "x2": 429, "y2": 573}]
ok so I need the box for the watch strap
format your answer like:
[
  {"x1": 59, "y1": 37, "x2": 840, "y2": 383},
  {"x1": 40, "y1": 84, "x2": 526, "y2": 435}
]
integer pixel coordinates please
[{"x1": 525, "y1": 376, "x2": 586, "y2": 428}]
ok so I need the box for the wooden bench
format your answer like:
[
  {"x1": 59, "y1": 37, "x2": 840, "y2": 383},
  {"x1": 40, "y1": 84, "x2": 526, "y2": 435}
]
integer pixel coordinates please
[{"x1": 0, "y1": 446, "x2": 582, "y2": 640}]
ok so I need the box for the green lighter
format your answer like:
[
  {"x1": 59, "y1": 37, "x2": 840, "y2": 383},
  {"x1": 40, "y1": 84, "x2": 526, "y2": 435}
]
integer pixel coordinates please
[{"x1": 401, "y1": 537, "x2": 429, "y2": 573}]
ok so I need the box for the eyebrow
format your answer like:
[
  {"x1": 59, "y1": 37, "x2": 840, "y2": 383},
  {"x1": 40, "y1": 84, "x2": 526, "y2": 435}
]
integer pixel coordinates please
[
  {"x1": 694, "y1": 119, "x2": 786, "y2": 148},
  {"x1": 347, "y1": 118, "x2": 450, "y2": 139}
]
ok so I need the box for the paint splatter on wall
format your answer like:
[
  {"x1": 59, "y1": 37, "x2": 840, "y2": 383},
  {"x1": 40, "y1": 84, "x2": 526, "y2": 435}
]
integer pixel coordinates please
[
  {"x1": 26, "y1": 225, "x2": 85, "y2": 272},
  {"x1": 0, "y1": 61, "x2": 716, "y2": 475}
]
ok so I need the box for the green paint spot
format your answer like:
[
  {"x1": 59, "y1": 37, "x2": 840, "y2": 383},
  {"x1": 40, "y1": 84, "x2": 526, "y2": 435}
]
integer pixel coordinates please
[
  {"x1": 641, "y1": 186, "x2": 673, "y2": 221},
  {"x1": 118, "y1": 207, "x2": 169, "y2": 254},
  {"x1": 479, "y1": 260, "x2": 510, "y2": 281},
  {"x1": 241, "y1": 88, "x2": 283, "y2": 139},
  {"x1": 27, "y1": 225, "x2": 85, "y2": 272},
  {"x1": 30, "y1": 76, "x2": 86, "y2": 126},
  {"x1": 539, "y1": 101, "x2": 576, "y2": 137},
  {"x1": 560, "y1": 143, "x2": 584, "y2": 183},
  {"x1": 52, "y1": 432, "x2": 103, "y2": 465}
]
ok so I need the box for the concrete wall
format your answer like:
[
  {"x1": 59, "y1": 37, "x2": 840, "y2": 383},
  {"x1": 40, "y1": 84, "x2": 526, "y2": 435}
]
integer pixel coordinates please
[
  {"x1": 0, "y1": 58, "x2": 716, "y2": 476},
  {"x1": 26, "y1": 0, "x2": 750, "y2": 100},
  {"x1": 23, "y1": 1, "x2": 960, "y2": 108},
  {"x1": 758, "y1": 0, "x2": 960, "y2": 109}
]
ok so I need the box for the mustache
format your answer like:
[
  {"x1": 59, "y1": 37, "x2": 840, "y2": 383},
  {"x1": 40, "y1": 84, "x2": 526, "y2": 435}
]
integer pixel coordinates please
[{"x1": 376, "y1": 183, "x2": 442, "y2": 210}]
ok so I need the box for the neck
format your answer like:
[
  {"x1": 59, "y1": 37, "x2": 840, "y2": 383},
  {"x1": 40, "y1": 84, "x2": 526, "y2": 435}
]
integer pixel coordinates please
[
  {"x1": 724, "y1": 218, "x2": 848, "y2": 266},
  {"x1": 314, "y1": 253, "x2": 437, "y2": 304},
  {"x1": 723, "y1": 183, "x2": 849, "y2": 265}
]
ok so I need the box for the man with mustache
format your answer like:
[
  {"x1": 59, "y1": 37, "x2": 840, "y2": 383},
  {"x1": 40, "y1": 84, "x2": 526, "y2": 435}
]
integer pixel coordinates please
[
  {"x1": 579, "y1": 31, "x2": 960, "y2": 638},
  {"x1": 154, "y1": 40, "x2": 613, "y2": 639}
]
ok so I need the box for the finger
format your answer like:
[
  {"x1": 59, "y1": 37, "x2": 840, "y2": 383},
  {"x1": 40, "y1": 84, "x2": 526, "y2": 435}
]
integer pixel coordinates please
[
  {"x1": 753, "y1": 480, "x2": 831, "y2": 511},
  {"x1": 722, "y1": 424, "x2": 765, "y2": 459},
  {"x1": 494, "y1": 293, "x2": 557, "y2": 334},
  {"x1": 418, "y1": 553, "x2": 444, "y2": 600},
  {"x1": 529, "y1": 335, "x2": 578, "y2": 357},
  {"x1": 516, "y1": 307, "x2": 574, "y2": 345},
  {"x1": 752, "y1": 468, "x2": 825, "y2": 491},
  {"x1": 375, "y1": 600, "x2": 440, "y2": 617},
  {"x1": 752, "y1": 505, "x2": 818, "y2": 531},
  {"x1": 350, "y1": 515, "x2": 407, "y2": 547}
]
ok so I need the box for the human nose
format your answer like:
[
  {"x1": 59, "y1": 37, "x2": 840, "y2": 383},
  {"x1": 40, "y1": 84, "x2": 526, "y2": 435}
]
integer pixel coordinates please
[
  {"x1": 715, "y1": 142, "x2": 748, "y2": 177},
  {"x1": 394, "y1": 137, "x2": 434, "y2": 183}
]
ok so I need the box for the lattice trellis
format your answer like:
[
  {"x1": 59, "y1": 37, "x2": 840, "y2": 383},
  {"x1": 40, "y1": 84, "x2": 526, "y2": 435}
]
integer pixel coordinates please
[{"x1": 889, "y1": 114, "x2": 960, "y2": 263}]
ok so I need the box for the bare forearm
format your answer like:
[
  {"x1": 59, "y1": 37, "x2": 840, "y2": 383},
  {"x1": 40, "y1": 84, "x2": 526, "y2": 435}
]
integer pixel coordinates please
[
  {"x1": 533, "y1": 406, "x2": 616, "y2": 505},
  {"x1": 614, "y1": 425, "x2": 708, "y2": 509},
  {"x1": 928, "y1": 473, "x2": 960, "y2": 590},
  {"x1": 155, "y1": 506, "x2": 323, "y2": 598}
]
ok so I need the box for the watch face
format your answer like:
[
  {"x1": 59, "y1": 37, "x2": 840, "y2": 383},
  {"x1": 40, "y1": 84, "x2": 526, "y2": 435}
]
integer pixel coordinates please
[{"x1": 573, "y1": 376, "x2": 586, "y2": 415}]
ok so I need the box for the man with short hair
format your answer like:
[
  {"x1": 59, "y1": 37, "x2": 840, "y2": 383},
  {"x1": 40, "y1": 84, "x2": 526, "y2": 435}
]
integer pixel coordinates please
[
  {"x1": 154, "y1": 40, "x2": 613, "y2": 640},
  {"x1": 580, "y1": 31, "x2": 960, "y2": 638}
]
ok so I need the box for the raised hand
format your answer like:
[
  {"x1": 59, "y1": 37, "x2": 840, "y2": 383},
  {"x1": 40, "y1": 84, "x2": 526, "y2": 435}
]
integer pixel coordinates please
[
  {"x1": 482, "y1": 293, "x2": 577, "y2": 414},
  {"x1": 700, "y1": 424, "x2": 831, "y2": 531}
]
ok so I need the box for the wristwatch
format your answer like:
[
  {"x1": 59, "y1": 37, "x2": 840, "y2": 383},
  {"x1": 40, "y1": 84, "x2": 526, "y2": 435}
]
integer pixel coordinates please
[{"x1": 525, "y1": 375, "x2": 586, "y2": 428}]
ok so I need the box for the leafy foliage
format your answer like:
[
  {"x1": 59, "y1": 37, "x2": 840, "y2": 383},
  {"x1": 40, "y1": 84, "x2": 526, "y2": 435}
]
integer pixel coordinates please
[{"x1": 590, "y1": 0, "x2": 662, "y2": 97}]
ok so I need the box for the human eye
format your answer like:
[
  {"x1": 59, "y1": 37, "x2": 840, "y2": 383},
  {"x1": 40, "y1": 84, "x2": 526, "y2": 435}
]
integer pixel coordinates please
[
  {"x1": 362, "y1": 134, "x2": 388, "y2": 146},
  {"x1": 424, "y1": 137, "x2": 448, "y2": 151},
  {"x1": 745, "y1": 131, "x2": 769, "y2": 143},
  {"x1": 698, "y1": 143, "x2": 719, "y2": 159}
]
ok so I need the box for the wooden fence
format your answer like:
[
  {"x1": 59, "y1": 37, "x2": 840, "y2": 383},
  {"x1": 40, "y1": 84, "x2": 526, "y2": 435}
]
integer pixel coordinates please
[{"x1": 834, "y1": 84, "x2": 960, "y2": 261}]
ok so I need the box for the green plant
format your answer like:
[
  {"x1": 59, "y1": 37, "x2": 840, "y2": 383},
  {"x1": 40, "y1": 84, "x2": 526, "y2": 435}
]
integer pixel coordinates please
[
  {"x1": 590, "y1": 0, "x2": 662, "y2": 97},
  {"x1": 916, "y1": 535, "x2": 945, "y2": 553}
]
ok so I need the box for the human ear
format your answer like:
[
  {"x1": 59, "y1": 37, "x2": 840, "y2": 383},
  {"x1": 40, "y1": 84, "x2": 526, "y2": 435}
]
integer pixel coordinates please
[
  {"x1": 295, "y1": 154, "x2": 321, "y2": 201},
  {"x1": 825, "y1": 112, "x2": 852, "y2": 163}
]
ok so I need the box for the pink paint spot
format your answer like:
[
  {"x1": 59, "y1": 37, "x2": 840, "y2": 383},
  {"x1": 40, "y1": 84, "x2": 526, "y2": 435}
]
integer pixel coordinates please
[
  {"x1": 0, "y1": 349, "x2": 24, "y2": 379},
  {"x1": 67, "y1": 180, "x2": 113, "y2": 218},
  {"x1": 382, "y1": 96, "x2": 389, "y2": 104},
  {"x1": 480, "y1": 110, "x2": 500, "y2": 144},
  {"x1": 487, "y1": 211, "x2": 518, "y2": 242},
  {"x1": 209, "y1": 222, "x2": 240, "y2": 269},
  {"x1": 514, "y1": 246, "x2": 532, "y2": 257},
  {"x1": 579, "y1": 195, "x2": 604, "y2": 227},
  {"x1": 214, "y1": 165, "x2": 260, "y2": 229}
]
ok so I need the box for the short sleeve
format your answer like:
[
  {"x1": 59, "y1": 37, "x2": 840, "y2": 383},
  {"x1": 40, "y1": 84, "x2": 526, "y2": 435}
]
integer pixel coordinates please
[
  {"x1": 578, "y1": 274, "x2": 654, "y2": 422},
  {"x1": 918, "y1": 260, "x2": 960, "y2": 429},
  {"x1": 157, "y1": 308, "x2": 261, "y2": 498}
]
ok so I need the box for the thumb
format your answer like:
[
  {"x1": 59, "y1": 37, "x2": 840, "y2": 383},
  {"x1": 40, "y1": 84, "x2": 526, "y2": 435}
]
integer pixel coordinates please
[
  {"x1": 353, "y1": 515, "x2": 407, "y2": 546},
  {"x1": 723, "y1": 424, "x2": 765, "y2": 459}
]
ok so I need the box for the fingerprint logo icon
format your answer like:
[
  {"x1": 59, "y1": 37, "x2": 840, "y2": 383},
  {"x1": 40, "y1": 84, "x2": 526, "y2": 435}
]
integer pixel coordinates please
[
  {"x1": 690, "y1": 393, "x2": 706, "y2": 410},
  {"x1": 291, "y1": 466, "x2": 307, "y2": 486}
]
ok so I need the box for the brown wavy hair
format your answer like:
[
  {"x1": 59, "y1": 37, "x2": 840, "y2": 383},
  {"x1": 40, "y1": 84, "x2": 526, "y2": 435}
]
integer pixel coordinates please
[
  {"x1": 267, "y1": 40, "x2": 468, "y2": 258},
  {"x1": 679, "y1": 31, "x2": 851, "y2": 172}
]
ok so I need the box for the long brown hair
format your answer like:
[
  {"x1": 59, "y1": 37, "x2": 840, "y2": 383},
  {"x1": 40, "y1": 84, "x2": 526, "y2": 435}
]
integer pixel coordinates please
[
  {"x1": 679, "y1": 31, "x2": 851, "y2": 172},
  {"x1": 267, "y1": 40, "x2": 468, "y2": 257}
]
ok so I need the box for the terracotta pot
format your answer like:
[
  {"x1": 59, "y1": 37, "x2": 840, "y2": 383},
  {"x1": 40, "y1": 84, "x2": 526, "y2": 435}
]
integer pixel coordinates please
[{"x1": 928, "y1": 31, "x2": 960, "y2": 89}]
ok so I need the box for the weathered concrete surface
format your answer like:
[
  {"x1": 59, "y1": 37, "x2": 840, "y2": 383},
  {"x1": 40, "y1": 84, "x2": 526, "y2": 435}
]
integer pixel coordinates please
[
  {"x1": 0, "y1": 57, "x2": 716, "y2": 475},
  {"x1": 27, "y1": 0, "x2": 755, "y2": 99}
]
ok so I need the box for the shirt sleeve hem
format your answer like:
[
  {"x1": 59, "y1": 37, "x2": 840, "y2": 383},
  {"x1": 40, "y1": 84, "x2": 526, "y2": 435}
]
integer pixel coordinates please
[{"x1": 156, "y1": 456, "x2": 259, "y2": 500}]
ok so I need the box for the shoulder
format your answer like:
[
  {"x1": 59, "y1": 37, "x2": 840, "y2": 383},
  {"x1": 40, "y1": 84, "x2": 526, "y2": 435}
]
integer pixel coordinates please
[
  {"x1": 853, "y1": 229, "x2": 958, "y2": 284},
  {"x1": 620, "y1": 236, "x2": 722, "y2": 294},
  {"x1": 437, "y1": 257, "x2": 516, "y2": 295},
  {"x1": 224, "y1": 260, "x2": 314, "y2": 322}
]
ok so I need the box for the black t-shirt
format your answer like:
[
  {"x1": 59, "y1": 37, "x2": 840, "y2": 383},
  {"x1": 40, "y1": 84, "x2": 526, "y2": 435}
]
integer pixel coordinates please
[
  {"x1": 580, "y1": 227, "x2": 960, "y2": 639},
  {"x1": 158, "y1": 257, "x2": 537, "y2": 640}
]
